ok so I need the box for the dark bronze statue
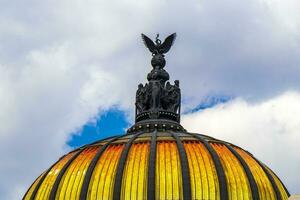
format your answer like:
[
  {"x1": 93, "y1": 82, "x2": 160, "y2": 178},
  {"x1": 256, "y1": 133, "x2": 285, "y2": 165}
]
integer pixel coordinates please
[
  {"x1": 141, "y1": 33, "x2": 176, "y2": 56},
  {"x1": 162, "y1": 80, "x2": 181, "y2": 113},
  {"x1": 135, "y1": 84, "x2": 145, "y2": 113},
  {"x1": 135, "y1": 32, "x2": 181, "y2": 123},
  {"x1": 149, "y1": 81, "x2": 162, "y2": 110},
  {"x1": 142, "y1": 33, "x2": 176, "y2": 71}
]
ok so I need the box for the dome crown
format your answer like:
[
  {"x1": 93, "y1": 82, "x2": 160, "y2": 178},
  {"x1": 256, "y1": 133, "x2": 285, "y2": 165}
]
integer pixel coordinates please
[{"x1": 134, "y1": 33, "x2": 181, "y2": 128}]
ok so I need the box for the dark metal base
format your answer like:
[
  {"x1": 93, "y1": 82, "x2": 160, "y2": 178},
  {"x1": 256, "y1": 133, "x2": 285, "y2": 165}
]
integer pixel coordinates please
[{"x1": 127, "y1": 119, "x2": 186, "y2": 134}]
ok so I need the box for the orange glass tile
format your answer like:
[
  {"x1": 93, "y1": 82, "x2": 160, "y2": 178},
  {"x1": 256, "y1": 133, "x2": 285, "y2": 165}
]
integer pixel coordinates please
[
  {"x1": 156, "y1": 141, "x2": 183, "y2": 200},
  {"x1": 34, "y1": 151, "x2": 77, "y2": 200},
  {"x1": 55, "y1": 147, "x2": 99, "y2": 200},
  {"x1": 171, "y1": 141, "x2": 182, "y2": 200},
  {"x1": 120, "y1": 142, "x2": 150, "y2": 200},
  {"x1": 138, "y1": 143, "x2": 149, "y2": 199},
  {"x1": 234, "y1": 147, "x2": 276, "y2": 200},
  {"x1": 212, "y1": 143, "x2": 252, "y2": 200},
  {"x1": 87, "y1": 144, "x2": 124, "y2": 200},
  {"x1": 121, "y1": 144, "x2": 136, "y2": 200},
  {"x1": 23, "y1": 172, "x2": 45, "y2": 200},
  {"x1": 183, "y1": 141, "x2": 220, "y2": 200},
  {"x1": 265, "y1": 166, "x2": 289, "y2": 200}
]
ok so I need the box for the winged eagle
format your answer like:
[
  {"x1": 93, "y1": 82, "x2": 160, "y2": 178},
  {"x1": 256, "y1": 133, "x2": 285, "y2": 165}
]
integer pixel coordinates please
[{"x1": 141, "y1": 33, "x2": 176, "y2": 55}]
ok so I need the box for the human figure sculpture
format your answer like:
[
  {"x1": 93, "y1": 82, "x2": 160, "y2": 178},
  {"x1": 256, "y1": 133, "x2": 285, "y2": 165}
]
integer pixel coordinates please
[
  {"x1": 135, "y1": 83, "x2": 145, "y2": 114},
  {"x1": 172, "y1": 80, "x2": 181, "y2": 113},
  {"x1": 149, "y1": 81, "x2": 162, "y2": 111}
]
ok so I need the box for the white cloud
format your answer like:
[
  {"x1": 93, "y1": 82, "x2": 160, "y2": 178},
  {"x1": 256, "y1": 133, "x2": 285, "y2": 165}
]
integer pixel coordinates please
[
  {"x1": 0, "y1": 0, "x2": 300, "y2": 199},
  {"x1": 182, "y1": 91, "x2": 300, "y2": 194},
  {"x1": 0, "y1": 43, "x2": 138, "y2": 199}
]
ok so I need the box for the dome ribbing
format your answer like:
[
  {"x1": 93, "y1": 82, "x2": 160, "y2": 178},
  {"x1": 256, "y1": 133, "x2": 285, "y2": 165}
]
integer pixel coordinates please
[{"x1": 24, "y1": 132, "x2": 289, "y2": 200}]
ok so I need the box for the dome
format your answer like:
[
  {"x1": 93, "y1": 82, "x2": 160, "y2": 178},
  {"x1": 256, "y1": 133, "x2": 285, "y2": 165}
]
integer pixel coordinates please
[
  {"x1": 24, "y1": 129, "x2": 289, "y2": 200},
  {"x1": 23, "y1": 33, "x2": 290, "y2": 200}
]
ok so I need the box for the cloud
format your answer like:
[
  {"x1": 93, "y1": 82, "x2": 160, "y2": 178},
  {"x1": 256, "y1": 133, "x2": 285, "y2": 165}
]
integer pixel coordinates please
[
  {"x1": 0, "y1": 43, "x2": 137, "y2": 199},
  {"x1": 0, "y1": 0, "x2": 300, "y2": 199},
  {"x1": 182, "y1": 91, "x2": 300, "y2": 194}
]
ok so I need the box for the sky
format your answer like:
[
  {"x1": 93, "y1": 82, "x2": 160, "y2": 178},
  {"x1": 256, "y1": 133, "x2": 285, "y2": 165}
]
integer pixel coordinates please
[{"x1": 0, "y1": 0, "x2": 300, "y2": 199}]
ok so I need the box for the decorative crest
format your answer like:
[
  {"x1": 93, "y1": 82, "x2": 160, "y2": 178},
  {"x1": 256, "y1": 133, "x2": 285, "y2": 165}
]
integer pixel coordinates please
[
  {"x1": 127, "y1": 32, "x2": 183, "y2": 134},
  {"x1": 141, "y1": 33, "x2": 176, "y2": 56}
]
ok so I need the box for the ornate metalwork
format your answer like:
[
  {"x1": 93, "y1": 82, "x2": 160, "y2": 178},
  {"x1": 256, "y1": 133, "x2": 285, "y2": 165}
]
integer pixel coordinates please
[
  {"x1": 135, "y1": 33, "x2": 181, "y2": 123},
  {"x1": 141, "y1": 33, "x2": 176, "y2": 56}
]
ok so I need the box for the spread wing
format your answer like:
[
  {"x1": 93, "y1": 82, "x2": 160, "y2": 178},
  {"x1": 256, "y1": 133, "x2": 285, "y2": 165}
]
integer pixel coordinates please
[
  {"x1": 141, "y1": 33, "x2": 156, "y2": 53},
  {"x1": 159, "y1": 33, "x2": 176, "y2": 54}
]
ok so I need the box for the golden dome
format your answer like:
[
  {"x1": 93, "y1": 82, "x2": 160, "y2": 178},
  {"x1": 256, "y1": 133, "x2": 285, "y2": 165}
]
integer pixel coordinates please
[
  {"x1": 23, "y1": 130, "x2": 289, "y2": 200},
  {"x1": 23, "y1": 33, "x2": 290, "y2": 200}
]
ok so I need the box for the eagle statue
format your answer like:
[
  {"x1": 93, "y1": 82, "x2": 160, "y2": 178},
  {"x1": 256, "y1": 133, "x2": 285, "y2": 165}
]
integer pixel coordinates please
[{"x1": 141, "y1": 33, "x2": 176, "y2": 56}]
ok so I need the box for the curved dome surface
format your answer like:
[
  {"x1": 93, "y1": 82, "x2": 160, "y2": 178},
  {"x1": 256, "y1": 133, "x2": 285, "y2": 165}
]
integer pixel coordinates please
[{"x1": 23, "y1": 131, "x2": 289, "y2": 200}]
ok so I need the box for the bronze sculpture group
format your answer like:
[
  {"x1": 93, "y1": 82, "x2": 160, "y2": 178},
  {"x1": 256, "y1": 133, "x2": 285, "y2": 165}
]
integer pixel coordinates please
[{"x1": 135, "y1": 33, "x2": 181, "y2": 122}]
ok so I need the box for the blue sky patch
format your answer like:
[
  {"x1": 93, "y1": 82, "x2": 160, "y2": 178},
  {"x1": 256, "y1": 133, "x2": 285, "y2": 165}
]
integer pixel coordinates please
[{"x1": 67, "y1": 109, "x2": 130, "y2": 148}]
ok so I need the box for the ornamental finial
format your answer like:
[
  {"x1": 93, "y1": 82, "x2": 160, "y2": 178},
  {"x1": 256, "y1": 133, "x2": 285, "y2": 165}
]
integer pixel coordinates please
[
  {"x1": 127, "y1": 33, "x2": 184, "y2": 134},
  {"x1": 129, "y1": 33, "x2": 181, "y2": 130},
  {"x1": 141, "y1": 33, "x2": 176, "y2": 69}
]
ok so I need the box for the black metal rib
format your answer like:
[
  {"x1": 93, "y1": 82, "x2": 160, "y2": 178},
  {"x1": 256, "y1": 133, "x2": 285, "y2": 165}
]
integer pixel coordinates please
[
  {"x1": 23, "y1": 172, "x2": 43, "y2": 199},
  {"x1": 147, "y1": 130, "x2": 157, "y2": 200},
  {"x1": 251, "y1": 156, "x2": 283, "y2": 200},
  {"x1": 29, "y1": 155, "x2": 66, "y2": 200},
  {"x1": 79, "y1": 135, "x2": 124, "y2": 200},
  {"x1": 225, "y1": 144, "x2": 260, "y2": 200},
  {"x1": 266, "y1": 166, "x2": 290, "y2": 197},
  {"x1": 49, "y1": 148, "x2": 85, "y2": 199},
  {"x1": 186, "y1": 132, "x2": 228, "y2": 200},
  {"x1": 169, "y1": 132, "x2": 191, "y2": 200},
  {"x1": 112, "y1": 132, "x2": 144, "y2": 200}
]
